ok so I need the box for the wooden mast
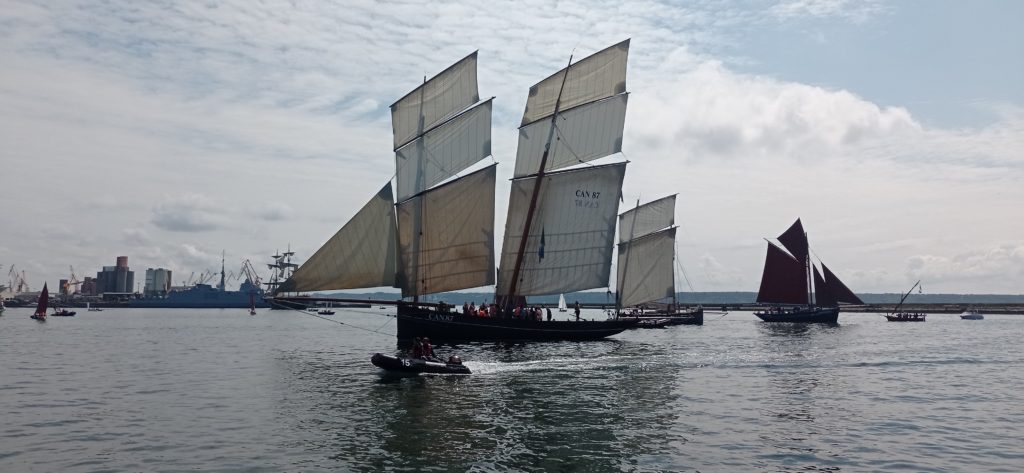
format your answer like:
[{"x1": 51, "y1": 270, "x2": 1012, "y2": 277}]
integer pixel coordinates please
[{"x1": 504, "y1": 53, "x2": 574, "y2": 308}]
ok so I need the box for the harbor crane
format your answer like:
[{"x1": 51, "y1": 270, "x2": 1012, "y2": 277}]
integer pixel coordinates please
[{"x1": 63, "y1": 266, "x2": 83, "y2": 294}]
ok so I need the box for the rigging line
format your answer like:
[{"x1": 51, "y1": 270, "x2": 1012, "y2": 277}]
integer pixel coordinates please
[{"x1": 284, "y1": 305, "x2": 396, "y2": 337}]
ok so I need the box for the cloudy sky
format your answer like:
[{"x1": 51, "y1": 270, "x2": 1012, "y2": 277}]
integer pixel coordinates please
[{"x1": 2, "y1": 0, "x2": 1022, "y2": 295}]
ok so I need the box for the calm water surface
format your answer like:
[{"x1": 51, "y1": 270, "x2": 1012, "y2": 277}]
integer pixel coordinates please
[{"x1": 1, "y1": 307, "x2": 1022, "y2": 472}]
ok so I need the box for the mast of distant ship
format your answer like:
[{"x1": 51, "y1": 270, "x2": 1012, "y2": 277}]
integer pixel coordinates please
[
  {"x1": 218, "y1": 250, "x2": 226, "y2": 292},
  {"x1": 506, "y1": 53, "x2": 574, "y2": 307}
]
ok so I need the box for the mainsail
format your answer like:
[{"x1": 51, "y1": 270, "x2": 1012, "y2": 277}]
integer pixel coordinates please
[
  {"x1": 497, "y1": 163, "x2": 626, "y2": 296},
  {"x1": 498, "y1": 40, "x2": 631, "y2": 303},
  {"x1": 756, "y1": 242, "x2": 810, "y2": 305},
  {"x1": 396, "y1": 165, "x2": 496, "y2": 297},
  {"x1": 616, "y1": 196, "x2": 677, "y2": 309}
]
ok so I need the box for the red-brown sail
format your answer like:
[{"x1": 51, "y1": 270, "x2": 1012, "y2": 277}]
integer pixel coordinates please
[
  {"x1": 777, "y1": 218, "x2": 809, "y2": 264},
  {"x1": 34, "y1": 283, "x2": 49, "y2": 318},
  {"x1": 822, "y1": 263, "x2": 863, "y2": 305},
  {"x1": 756, "y1": 242, "x2": 809, "y2": 305},
  {"x1": 813, "y1": 265, "x2": 837, "y2": 307}
]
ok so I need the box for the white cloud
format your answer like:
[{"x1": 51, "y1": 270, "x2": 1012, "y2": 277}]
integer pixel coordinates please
[{"x1": 151, "y1": 194, "x2": 224, "y2": 232}]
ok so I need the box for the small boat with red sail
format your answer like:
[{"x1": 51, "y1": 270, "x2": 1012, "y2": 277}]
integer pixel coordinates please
[
  {"x1": 754, "y1": 219, "x2": 863, "y2": 323},
  {"x1": 31, "y1": 283, "x2": 49, "y2": 321}
]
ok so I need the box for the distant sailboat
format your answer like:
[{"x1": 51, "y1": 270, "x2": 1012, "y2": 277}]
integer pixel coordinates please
[
  {"x1": 754, "y1": 219, "x2": 863, "y2": 323},
  {"x1": 87, "y1": 302, "x2": 102, "y2": 312},
  {"x1": 885, "y1": 280, "x2": 926, "y2": 322},
  {"x1": 31, "y1": 283, "x2": 48, "y2": 321},
  {"x1": 557, "y1": 294, "x2": 567, "y2": 312},
  {"x1": 248, "y1": 293, "x2": 257, "y2": 316},
  {"x1": 615, "y1": 195, "x2": 702, "y2": 325}
]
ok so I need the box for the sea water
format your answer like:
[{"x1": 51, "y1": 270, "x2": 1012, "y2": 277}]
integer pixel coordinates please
[{"x1": 1, "y1": 308, "x2": 1022, "y2": 472}]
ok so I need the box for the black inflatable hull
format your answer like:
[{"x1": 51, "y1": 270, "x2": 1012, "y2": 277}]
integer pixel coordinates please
[
  {"x1": 370, "y1": 353, "x2": 471, "y2": 375},
  {"x1": 755, "y1": 306, "x2": 839, "y2": 323},
  {"x1": 396, "y1": 305, "x2": 638, "y2": 342}
]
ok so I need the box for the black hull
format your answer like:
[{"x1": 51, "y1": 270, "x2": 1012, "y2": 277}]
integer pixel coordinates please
[
  {"x1": 370, "y1": 353, "x2": 471, "y2": 374},
  {"x1": 396, "y1": 305, "x2": 638, "y2": 342},
  {"x1": 51, "y1": 311, "x2": 76, "y2": 317},
  {"x1": 755, "y1": 306, "x2": 839, "y2": 323},
  {"x1": 886, "y1": 314, "x2": 926, "y2": 322}
]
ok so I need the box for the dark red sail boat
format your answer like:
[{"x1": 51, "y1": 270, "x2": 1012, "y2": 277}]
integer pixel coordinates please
[
  {"x1": 754, "y1": 219, "x2": 863, "y2": 323},
  {"x1": 31, "y1": 283, "x2": 48, "y2": 321}
]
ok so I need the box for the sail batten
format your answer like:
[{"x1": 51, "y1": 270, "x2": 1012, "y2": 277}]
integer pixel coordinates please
[
  {"x1": 514, "y1": 94, "x2": 627, "y2": 177},
  {"x1": 617, "y1": 227, "x2": 676, "y2": 308},
  {"x1": 281, "y1": 183, "x2": 398, "y2": 292},
  {"x1": 391, "y1": 51, "x2": 479, "y2": 151},
  {"x1": 497, "y1": 163, "x2": 627, "y2": 296},
  {"x1": 396, "y1": 165, "x2": 496, "y2": 297},
  {"x1": 521, "y1": 40, "x2": 629, "y2": 127},
  {"x1": 618, "y1": 195, "x2": 676, "y2": 243},
  {"x1": 395, "y1": 99, "x2": 493, "y2": 201}
]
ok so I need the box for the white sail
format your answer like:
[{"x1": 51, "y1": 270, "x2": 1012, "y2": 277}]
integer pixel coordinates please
[
  {"x1": 396, "y1": 165, "x2": 496, "y2": 297},
  {"x1": 521, "y1": 39, "x2": 629, "y2": 126},
  {"x1": 395, "y1": 99, "x2": 493, "y2": 201},
  {"x1": 282, "y1": 183, "x2": 398, "y2": 292},
  {"x1": 617, "y1": 227, "x2": 676, "y2": 308},
  {"x1": 513, "y1": 94, "x2": 627, "y2": 178},
  {"x1": 618, "y1": 195, "x2": 676, "y2": 243},
  {"x1": 558, "y1": 294, "x2": 567, "y2": 311},
  {"x1": 496, "y1": 163, "x2": 627, "y2": 296},
  {"x1": 391, "y1": 51, "x2": 479, "y2": 150}
]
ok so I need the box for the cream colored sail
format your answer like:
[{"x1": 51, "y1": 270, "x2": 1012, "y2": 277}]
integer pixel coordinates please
[
  {"x1": 391, "y1": 52, "x2": 479, "y2": 150},
  {"x1": 521, "y1": 39, "x2": 629, "y2": 126},
  {"x1": 395, "y1": 99, "x2": 493, "y2": 201},
  {"x1": 617, "y1": 227, "x2": 676, "y2": 308},
  {"x1": 280, "y1": 183, "x2": 398, "y2": 292},
  {"x1": 396, "y1": 165, "x2": 496, "y2": 297},
  {"x1": 618, "y1": 195, "x2": 676, "y2": 243},
  {"x1": 513, "y1": 94, "x2": 627, "y2": 178},
  {"x1": 497, "y1": 163, "x2": 627, "y2": 296}
]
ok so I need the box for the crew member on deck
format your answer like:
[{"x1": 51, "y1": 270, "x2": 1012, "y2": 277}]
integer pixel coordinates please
[{"x1": 574, "y1": 301, "x2": 581, "y2": 322}]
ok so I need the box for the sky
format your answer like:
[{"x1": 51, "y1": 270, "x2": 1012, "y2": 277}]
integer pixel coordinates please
[{"x1": 2, "y1": 0, "x2": 1022, "y2": 295}]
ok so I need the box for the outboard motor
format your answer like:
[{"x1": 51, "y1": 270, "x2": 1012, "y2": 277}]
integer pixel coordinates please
[{"x1": 447, "y1": 355, "x2": 462, "y2": 365}]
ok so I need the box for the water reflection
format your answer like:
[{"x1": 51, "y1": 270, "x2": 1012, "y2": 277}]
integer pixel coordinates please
[{"x1": 275, "y1": 340, "x2": 690, "y2": 471}]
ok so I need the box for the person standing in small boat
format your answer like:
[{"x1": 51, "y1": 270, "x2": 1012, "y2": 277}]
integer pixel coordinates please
[
  {"x1": 574, "y1": 301, "x2": 581, "y2": 322},
  {"x1": 545, "y1": 305, "x2": 552, "y2": 321}
]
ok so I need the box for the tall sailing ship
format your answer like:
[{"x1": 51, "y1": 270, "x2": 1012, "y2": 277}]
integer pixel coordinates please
[
  {"x1": 276, "y1": 40, "x2": 640, "y2": 341},
  {"x1": 754, "y1": 218, "x2": 863, "y2": 323},
  {"x1": 615, "y1": 195, "x2": 703, "y2": 325}
]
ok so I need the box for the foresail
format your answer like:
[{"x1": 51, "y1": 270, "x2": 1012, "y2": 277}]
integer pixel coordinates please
[
  {"x1": 813, "y1": 265, "x2": 837, "y2": 307},
  {"x1": 395, "y1": 99, "x2": 493, "y2": 201},
  {"x1": 396, "y1": 165, "x2": 496, "y2": 297},
  {"x1": 497, "y1": 163, "x2": 627, "y2": 296},
  {"x1": 756, "y1": 242, "x2": 809, "y2": 305},
  {"x1": 391, "y1": 52, "x2": 479, "y2": 150},
  {"x1": 617, "y1": 228, "x2": 675, "y2": 308},
  {"x1": 513, "y1": 94, "x2": 627, "y2": 177},
  {"x1": 521, "y1": 39, "x2": 629, "y2": 127},
  {"x1": 821, "y1": 263, "x2": 863, "y2": 305},
  {"x1": 618, "y1": 195, "x2": 676, "y2": 243},
  {"x1": 280, "y1": 183, "x2": 398, "y2": 292}
]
